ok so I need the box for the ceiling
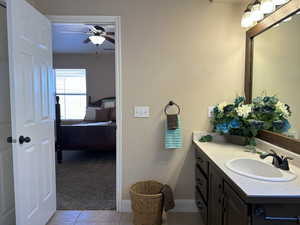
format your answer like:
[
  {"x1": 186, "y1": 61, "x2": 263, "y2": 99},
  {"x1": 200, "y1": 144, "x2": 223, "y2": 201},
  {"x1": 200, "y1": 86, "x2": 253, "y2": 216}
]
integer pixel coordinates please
[{"x1": 52, "y1": 23, "x2": 115, "y2": 54}]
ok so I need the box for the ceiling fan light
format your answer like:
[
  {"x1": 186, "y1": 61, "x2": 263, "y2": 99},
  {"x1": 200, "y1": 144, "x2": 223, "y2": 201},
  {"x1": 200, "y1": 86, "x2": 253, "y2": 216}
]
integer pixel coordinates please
[
  {"x1": 273, "y1": 0, "x2": 290, "y2": 5},
  {"x1": 251, "y1": 2, "x2": 264, "y2": 22},
  {"x1": 261, "y1": 0, "x2": 275, "y2": 14},
  {"x1": 89, "y1": 35, "x2": 105, "y2": 45}
]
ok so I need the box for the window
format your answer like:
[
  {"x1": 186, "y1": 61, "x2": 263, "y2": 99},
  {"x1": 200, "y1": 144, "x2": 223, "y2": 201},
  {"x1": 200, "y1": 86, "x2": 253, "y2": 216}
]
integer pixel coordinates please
[{"x1": 55, "y1": 69, "x2": 87, "y2": 120}]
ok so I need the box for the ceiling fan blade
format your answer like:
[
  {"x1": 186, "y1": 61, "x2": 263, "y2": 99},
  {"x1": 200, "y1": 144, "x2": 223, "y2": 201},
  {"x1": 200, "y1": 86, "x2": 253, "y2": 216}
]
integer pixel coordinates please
[
  {"x1": 106, "y1": 32, "x2": 115, "y2": 36},
  {"x1": 88, "y1": 25, "x2": 98, "y2": 33},
  {"x1": 83, "y1": 38, "x2": 90, "y2": 44},
  {"x1": 60, "y1": 31, "x2": 87, "y2": 34},
  {"x1": 94, "y1": 25, "x2": 105, "y2": 32},
  {"x1": 102, "y1": 35, "x2": 115, "y2": 44}
]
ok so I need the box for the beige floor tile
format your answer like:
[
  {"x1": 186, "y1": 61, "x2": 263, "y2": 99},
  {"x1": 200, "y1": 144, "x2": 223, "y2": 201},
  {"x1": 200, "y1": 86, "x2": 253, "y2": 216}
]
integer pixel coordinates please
[
  {"x1": 76, "y1": 210, "x2": 121, "y2": 223},
  {"x1": 47, "y1": 210, "x2": 82, "y2": 224},
  {"x1": 119, "y1": 212, "x2": 168, "y2": 225},
  {"x1": 166, "y1": 212, "x2": 202, "y2": 225}
]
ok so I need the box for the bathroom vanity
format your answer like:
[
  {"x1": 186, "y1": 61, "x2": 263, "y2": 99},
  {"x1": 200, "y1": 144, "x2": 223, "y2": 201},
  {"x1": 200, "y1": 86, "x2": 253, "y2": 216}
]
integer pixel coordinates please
[{"x1": 193, "y1": 133, "x2": 300, "y2": 225}]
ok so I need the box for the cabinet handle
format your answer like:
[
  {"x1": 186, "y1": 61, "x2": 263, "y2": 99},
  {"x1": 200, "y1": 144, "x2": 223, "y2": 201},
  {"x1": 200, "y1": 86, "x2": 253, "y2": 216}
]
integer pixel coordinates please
[
  {"x1": 265, "y1": 216, "x2": 300, "y2": 223},
  {"x1": 197, "y1": 201, "x2": 204, "y2": 209},
  {"x1": 197, "y1": 157, "x2": 204, "y2": 163}
]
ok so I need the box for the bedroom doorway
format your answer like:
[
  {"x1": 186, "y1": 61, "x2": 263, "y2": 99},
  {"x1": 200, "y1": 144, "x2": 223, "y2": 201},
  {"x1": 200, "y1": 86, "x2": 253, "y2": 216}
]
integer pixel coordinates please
[{"x1": 51, "y1": 18, "x2": 121, "y2": 211}]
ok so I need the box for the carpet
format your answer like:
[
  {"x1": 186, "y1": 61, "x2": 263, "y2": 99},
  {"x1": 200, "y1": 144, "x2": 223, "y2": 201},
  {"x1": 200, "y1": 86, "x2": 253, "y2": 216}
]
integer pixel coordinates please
[{"x1": 56, "y1": 151, "x2": 116, "y2": 210}]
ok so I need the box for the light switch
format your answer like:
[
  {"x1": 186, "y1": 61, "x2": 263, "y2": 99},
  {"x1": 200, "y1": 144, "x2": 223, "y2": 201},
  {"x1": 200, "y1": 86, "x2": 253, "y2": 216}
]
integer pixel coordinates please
[
  {"x1": 134, "y1": 106, "x2": 150, "y2": 118},
  {"x1": 208, "y1": 106, "x2": 215, "y2": 118}
]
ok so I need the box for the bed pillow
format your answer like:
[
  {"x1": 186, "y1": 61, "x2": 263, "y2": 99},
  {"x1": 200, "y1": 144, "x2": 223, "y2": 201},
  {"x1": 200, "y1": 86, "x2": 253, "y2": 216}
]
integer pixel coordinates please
[
  {"x1": 84, "y1": 107, "x2": 101, "y2": 121},
  {"x1": 109, "y1": 107, "x2": 116, "y2": 121},
  {"x1": 95, "y1": 108, "x2": 111, "y2": 122},
  {"x1": 102, "y1": 99, "x2": 116, "y2": 108}
]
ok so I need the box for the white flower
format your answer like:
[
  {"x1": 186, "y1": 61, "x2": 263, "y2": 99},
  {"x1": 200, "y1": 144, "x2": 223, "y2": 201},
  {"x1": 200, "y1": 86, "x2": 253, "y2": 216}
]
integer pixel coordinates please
[
  {"x1": 276, "y1": 101, "x2": 290, "y2": 118},
  {"x1": 217, "y1": 102, "x2": 227, "y2": 112},
  {"x1": 236, "y1": 104, "x2": 252, "y2": 118}
]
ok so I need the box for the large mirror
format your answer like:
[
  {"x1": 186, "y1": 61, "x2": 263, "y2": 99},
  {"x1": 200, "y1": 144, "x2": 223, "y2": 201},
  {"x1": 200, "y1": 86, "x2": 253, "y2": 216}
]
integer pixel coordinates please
[
  {"x1": 245, "y1": 0, "x2": 300, "y2": 154},
  {"x1": 252, "y1": 10, "x2": 300, "y2": 140}
]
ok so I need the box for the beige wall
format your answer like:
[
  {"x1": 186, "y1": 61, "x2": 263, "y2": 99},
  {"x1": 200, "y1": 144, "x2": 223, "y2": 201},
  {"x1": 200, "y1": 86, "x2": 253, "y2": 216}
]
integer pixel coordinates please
[
  {"x1": 53, "y1": 53, "x2": 115, "y2": 101},
  {"x1": 36, "y1": 0, "x2": 245, "y2": 200},
  {"x1": 253, "y1": 16, "x2": 300, "y2": 139}
]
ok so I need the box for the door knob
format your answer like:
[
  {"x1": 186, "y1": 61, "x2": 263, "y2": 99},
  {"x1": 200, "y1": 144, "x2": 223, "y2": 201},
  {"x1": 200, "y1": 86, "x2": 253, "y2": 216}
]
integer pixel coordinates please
[
  {"x1": 19, "y1": 136, "x2": 31, "y2": 144},
  {"x1": 7, "y1": 137, "x2": 17, "y2": 143}
]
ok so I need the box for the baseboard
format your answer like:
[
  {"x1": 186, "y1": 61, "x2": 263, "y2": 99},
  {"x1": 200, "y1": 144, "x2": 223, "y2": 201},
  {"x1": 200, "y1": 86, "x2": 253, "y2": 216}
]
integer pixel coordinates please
[{"x1": 119, "y1": 199, "x2": 197, "y2": 212}]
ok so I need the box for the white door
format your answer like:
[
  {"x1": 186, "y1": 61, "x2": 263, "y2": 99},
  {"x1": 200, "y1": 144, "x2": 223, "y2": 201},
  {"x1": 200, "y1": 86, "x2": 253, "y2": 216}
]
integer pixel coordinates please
[
  {"x1": 6, "y1": 0, "x2": 56, "y2": 224},
  {"x1": 0, "y1": 4, "x2": 15, "y2": 225}
]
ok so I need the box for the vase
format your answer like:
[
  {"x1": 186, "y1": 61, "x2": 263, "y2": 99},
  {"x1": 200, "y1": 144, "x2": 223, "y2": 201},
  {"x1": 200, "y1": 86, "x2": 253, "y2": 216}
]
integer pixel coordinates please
[
  {"x1": 223, "y1": 134, "x2": 248, "y2": 146},
  {"x1": 224, "y1": 134, "x2": 256, "y2": 152}
]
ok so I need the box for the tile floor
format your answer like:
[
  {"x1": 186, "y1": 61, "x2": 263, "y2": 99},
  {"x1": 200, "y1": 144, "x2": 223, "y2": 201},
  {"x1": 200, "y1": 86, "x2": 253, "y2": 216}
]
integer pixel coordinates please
[{"x1": 47, "y1": 210, "x2": 203, "y2": 225}]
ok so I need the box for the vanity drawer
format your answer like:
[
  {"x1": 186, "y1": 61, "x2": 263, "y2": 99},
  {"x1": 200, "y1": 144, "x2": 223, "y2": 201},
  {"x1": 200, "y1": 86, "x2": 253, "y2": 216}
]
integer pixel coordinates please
[
  {"x1": 195, "y1": 164, "x2": 208, "y2": 203},
  {"x1": 195, "y1": 186, "x2": 208, "y2": 225},
  {"x1": 195, "y1": 148, "x2": 209, "y2": 176}
]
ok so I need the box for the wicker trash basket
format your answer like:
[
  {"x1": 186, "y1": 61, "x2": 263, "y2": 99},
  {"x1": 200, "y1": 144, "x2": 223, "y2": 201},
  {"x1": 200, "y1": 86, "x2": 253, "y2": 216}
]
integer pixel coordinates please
[{"x1": 129, "y1": 180, "x2": 164, "y2": 225}]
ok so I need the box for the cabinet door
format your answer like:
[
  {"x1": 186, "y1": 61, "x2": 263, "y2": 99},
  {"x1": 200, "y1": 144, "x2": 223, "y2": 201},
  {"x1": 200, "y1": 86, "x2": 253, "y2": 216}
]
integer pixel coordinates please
[
  {"x1": 223, "y1": 183, "x2": 248, "y2": 225},
  {"x1": 208, "y1": 165, "x2": 224, "y2": 225}
]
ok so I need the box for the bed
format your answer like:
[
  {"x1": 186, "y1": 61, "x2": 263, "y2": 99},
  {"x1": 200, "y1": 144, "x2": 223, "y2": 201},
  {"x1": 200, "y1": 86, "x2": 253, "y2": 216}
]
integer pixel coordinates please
[{"x1": 55, "y1": 96, "x2": 116, "y2": 163}]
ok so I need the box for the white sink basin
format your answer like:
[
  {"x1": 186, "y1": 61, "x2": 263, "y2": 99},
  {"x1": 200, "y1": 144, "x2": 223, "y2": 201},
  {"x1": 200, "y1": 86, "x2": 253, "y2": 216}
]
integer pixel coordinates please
[{"x1": 226, "y1": 158, "x2": 296, "y2": 182}]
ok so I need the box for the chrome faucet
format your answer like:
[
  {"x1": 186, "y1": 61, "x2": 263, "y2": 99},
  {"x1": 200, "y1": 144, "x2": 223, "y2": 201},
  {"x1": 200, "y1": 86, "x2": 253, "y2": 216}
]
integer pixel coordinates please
[{"x1": 260, "y1": 149, "x2": 293, "y2": 171}]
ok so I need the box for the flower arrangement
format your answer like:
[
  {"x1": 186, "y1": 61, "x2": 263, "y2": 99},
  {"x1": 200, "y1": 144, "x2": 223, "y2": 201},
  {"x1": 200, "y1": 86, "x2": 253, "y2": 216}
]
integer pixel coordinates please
[{"x1": 211, "y1": 96, "x2": 292, "y2": 149}]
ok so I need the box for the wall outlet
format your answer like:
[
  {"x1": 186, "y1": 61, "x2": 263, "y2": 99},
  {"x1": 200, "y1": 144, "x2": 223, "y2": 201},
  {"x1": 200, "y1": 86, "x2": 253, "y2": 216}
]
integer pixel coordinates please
[
  {"x1": 208, "y1": 106, "x2": 215, "y2": 118},
  {"x1": 134, "y1": 106, "x2": 150, "y2": 118}
]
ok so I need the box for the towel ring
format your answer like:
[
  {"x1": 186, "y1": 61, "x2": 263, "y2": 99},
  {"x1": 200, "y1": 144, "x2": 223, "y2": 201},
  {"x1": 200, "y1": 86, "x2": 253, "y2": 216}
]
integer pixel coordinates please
[{"x1": 164, "y1": 101, "x2": 180, "y2": 115}]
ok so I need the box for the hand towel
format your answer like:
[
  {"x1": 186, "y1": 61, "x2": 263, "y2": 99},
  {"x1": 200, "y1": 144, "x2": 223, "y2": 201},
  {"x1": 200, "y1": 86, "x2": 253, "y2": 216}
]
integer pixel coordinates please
[
  {"x1": 167, "y1": 114, "x2": 178, "y2": 130},
  {"x1": 161, "y1": 184, "x2": 175, "y2": 212},
  {"x1": 165, "y1": 117, "x2": 182, "y2": 149}
]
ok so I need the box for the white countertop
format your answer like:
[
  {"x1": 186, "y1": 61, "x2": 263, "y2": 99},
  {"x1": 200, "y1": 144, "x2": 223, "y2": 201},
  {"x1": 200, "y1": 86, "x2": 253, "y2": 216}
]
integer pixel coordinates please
[{"x1": 193, "y1": 132, "x2": 300, "y2": 198}]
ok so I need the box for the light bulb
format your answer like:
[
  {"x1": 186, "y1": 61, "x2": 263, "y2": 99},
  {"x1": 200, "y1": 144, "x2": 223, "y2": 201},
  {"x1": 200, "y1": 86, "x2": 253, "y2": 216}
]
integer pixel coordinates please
[
  {"x1": 89, "y1": 35, "x2": 105, "y2": 45},
  {"x1": 241, "y1": 10, "x2": 255, "y2": 28},
  {"x1": 283, "y1": 16, "x2": 292, "y2": 22},
  {"x1": 273, "y1": 0, "x2": 290, "y2": 6},
  {"x1": 260, "y1": 0, "x2": 275, "y2": 14},
  {"x1": 251, "y1": 2, "x2": 264, "y2": 21}
]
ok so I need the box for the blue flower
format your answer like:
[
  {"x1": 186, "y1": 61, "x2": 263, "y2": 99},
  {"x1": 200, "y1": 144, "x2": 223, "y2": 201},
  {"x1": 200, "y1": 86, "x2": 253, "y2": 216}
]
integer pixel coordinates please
[
  {"x1": 250, "y1": 120, "x2": 264, "y2": 129},
  {"x1": 234, "y1": 96, "x2": 245, "y2": 106},
  {"x1": 229, "y1": 119, "x2": 241, "y2": 129},
  {"x1": 263, "y1": 96, "x2": 270, "y2": 103},
  {"x1": 282, "y1": 119, "x2": 291, "y2": 132},
  {"x1": 272, "y1": 120, "x2": 291, "y2": 132},
  {"x1": 213, "y1": 106, "x2": 219, "y2": 114},
  {"x1": 224, "y1": 104, "x2": 234, "y2": 113},
  {"x1": 216, "y1": 123, "x2": 229, "y2": 134},
  {"x1": 262, "y1": 105, "x2": 275, "y2": 113}
]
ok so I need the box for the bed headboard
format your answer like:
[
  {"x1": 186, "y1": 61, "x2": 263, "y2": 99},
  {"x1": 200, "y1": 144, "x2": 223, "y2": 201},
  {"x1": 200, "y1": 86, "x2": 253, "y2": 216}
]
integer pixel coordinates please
[{"x1": 88, "y1": 96, "x2": 116, "y2": 107}]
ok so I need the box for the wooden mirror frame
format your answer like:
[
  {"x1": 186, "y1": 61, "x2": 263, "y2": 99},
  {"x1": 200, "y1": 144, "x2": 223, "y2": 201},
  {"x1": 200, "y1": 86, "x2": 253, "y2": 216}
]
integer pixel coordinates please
[{"x1": 245, "y1": 0, "x2": 300, "y2": 154}]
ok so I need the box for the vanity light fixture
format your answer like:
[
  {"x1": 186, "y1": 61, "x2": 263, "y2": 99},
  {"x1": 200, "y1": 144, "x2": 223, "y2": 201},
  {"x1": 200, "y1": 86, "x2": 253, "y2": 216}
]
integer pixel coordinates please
[
  {"x1": 89, "y1": 35, "x2": 105, "y2": 45},
  {"x1": 260, "y1": 0, "x2": 275, "y2": 14},
  {"x1": 241, "y1": 0, "x2": 291, "y2": 28}
]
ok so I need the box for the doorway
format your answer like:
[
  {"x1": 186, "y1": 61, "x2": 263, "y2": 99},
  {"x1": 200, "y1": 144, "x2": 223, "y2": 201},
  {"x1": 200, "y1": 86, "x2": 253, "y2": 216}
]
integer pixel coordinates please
[{"x1": 52, "y1": 22, "x2": 117, "y2": 210}]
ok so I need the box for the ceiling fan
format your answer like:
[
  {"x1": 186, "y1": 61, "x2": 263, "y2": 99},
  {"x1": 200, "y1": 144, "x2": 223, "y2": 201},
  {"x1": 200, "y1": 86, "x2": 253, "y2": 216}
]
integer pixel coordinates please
[
  {"x1": 60, "y1": 25, "x2": 115, "y2": 45},
  {"x1": 83, "y1": 25, "x2": 115, "y2": 45}
]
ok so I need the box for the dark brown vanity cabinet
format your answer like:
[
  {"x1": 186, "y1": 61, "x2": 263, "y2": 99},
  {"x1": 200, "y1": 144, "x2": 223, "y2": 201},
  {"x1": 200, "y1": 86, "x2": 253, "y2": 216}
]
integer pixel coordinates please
[
  {"x1": 223, "y1": 183, "x2": 248, "y2": 225},
  {"x1": 195, "y1": 147, "x2": 249, "y2": 225},
  {"x1": 194, "y1": 144, "x2": 300, "y2": 225}
]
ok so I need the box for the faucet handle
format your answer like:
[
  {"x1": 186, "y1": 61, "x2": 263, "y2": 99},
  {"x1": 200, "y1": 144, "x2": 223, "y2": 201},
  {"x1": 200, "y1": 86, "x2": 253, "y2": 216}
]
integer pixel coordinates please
[
  {"x1": 270, "y1": 149, "x2": 278, "y2": 156},
  {"x1": 281, "y1": 156, "x2": 293, "y2": 171}
]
